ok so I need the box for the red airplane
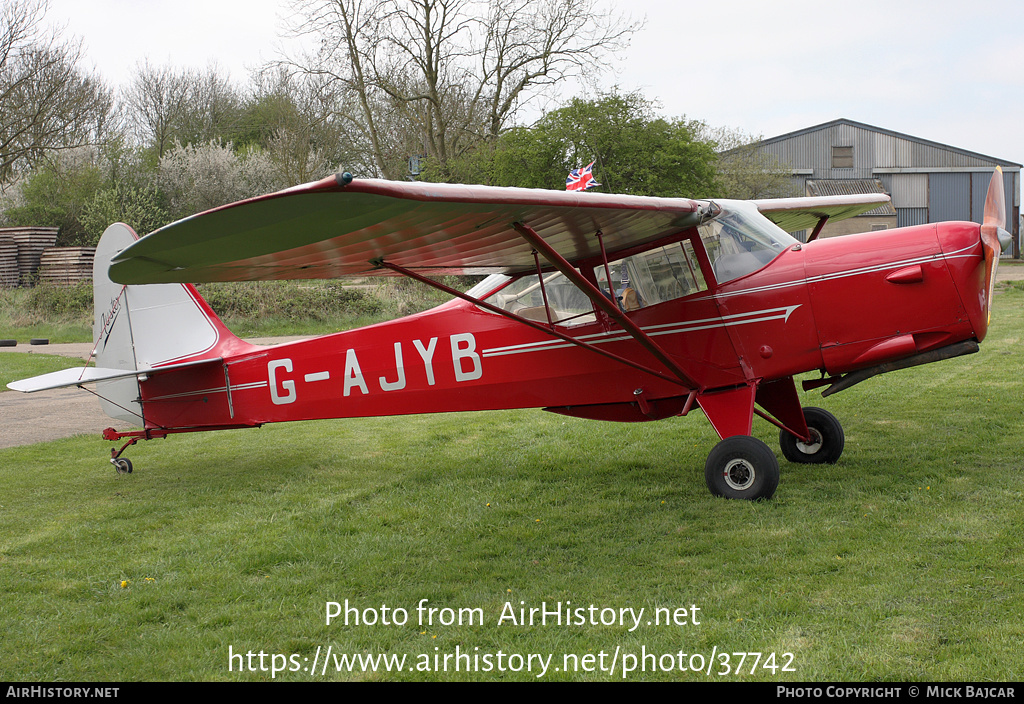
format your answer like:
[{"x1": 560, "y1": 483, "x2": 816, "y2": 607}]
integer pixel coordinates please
[{"x1": 9, "y1": 168, "x2": 1011, "y2": 500}]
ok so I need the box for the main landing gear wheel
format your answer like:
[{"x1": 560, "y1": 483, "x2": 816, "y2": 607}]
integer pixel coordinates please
[
  {"x1": 780, "y1": 407, "x2": 844, "y2": 464},
  {"x1": 704, "y1": 436, "x2": 780, "y2": 500},
  {"x1": 112, "y1": 457, "x2": 133, "y2": 474}
]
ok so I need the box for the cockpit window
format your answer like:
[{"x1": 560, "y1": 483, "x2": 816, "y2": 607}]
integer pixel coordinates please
[
  {"x1": 698, "y1": 201, "x2": 798, "y2": 284},
  {"x1": 596, "y1": 239, "x2": 708, "y2": 311},
  {"x1": 478, "y1": 201, "x2": 796, "y2": 322},
  {"x1": 485, "y1": 271, "x2": 596, "y2": 327}
]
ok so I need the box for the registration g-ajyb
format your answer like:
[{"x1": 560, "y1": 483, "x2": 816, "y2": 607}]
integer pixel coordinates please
[{"x1": 9, "y1": 168, "x2": 1012, "y2": 499}]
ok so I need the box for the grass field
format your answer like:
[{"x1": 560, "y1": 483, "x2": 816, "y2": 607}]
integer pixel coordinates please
[{"x1": 1, "y1": 288, "x2": 1022, "y2": 681}]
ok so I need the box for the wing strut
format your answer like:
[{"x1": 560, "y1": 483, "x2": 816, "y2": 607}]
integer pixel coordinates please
[
  {"x1": 807, "y1": 215, "x2": 829, "y2": 243},
  {"x1": 512, "y1": 222, "x2": 699, "y2": 390},
  {"x1": 374, "y1": 260, "x2": 687, "y2": 387}
]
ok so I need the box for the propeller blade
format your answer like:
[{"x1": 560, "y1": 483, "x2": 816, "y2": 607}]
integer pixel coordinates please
[
  {"x1": 980, "y1": 167, "x2": 1006, "y2": 324},
  {"x1": 983, "y1": 165, "x2": 1006, "y2": 231}
]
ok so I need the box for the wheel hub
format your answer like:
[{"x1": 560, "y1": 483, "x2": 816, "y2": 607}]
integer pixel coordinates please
[
  {"x1": 722, "y1": 458, "x2": 755, "y2": 491},
  {"x1": 796, "y1": 428, "x2": 823, "y2": 455}
]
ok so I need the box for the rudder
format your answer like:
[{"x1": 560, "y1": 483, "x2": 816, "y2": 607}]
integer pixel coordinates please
[{"x1": 93, "y1": 223, "x2": 237, "y2": 424}]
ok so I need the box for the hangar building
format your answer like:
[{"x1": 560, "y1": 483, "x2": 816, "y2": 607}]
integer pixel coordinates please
[{"x1": 753, "y1": 119, "x2": 1021, "y2": 254}]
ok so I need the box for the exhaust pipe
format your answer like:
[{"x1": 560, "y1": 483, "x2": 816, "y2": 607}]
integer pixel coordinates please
[{"x1": 804, "y1": 340, "x2": 980, "y2": 397}]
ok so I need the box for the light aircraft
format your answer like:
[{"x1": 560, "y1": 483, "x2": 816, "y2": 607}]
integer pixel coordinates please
[{"x1": 8, "y1": 168, "x2": 1012, "y2": 500}]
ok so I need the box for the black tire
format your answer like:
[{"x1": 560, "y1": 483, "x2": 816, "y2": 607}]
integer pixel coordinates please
[
  {"x1": 704, "y1": 436, "x2": 780, "y2": 500},
  {"x1": 113, "y1": 458, "x2": 133, "y2": 474},
  {"x1": 29, "y1": 338, "x2": 49, "y2": 345},
  {"x1": 0, "y1": 339, "x2": 15, "y2": 347},
  {"x1": 780, "y1": 407, "x2": 844, "y2": 464}
]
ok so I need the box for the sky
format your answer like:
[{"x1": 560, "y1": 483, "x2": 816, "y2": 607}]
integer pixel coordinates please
[{"x1": 46, "y1": 0, "x2": 1024, "y2": 165}]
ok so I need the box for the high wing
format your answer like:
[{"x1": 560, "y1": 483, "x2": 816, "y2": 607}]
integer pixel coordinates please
[
  {"x1": 753, "y1": 194, "x2": 891, "y2": 233},
  {"x1": 109, "y1": 175, "x2": 705, "y2": 285}
]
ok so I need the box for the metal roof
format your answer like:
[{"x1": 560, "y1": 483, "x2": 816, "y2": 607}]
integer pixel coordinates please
[{"x1": 758, "y1": 118, "x2": 1021, "y2": 170}]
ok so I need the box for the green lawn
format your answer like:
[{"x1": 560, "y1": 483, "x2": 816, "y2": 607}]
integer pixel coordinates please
[{"x1": 1, "y1": 288, "x2": 1022, "y2": 681}]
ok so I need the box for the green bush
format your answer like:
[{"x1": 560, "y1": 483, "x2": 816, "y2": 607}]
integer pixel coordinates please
[
  {"x1": 195, "y1": 280, "x2": 383, "y2": 322},
  {"x1": 1, "y1": 159, "x2": 105, "y2": 247},
  {"x1": 26, "y1": 281, "x2": 93, "y2": 317},
  {"x1": 80, "y1": 183, "x2": 169, "y2": 246}
]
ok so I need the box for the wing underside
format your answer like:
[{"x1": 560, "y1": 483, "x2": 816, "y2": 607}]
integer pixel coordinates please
[
  {"x1": 108, "y1": 176, "x2": 893, "y2": 285},
  {"x1": 753, "y1": 194, "x2": 892, "y2": 233},
  {"x1": 109, "y1": 177, "x2": 703, "y2": 285}
]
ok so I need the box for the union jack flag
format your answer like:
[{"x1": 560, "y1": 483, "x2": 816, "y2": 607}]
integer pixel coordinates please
[{"x1": 566, "y1": 161, "x2": 600, "y2": 191}]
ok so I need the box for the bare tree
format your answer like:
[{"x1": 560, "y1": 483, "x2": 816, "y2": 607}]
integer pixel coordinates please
[
  {"x1": 245, "y1": 68, "x2": 356, "y2": 185},
  {"x1": 124, "y1": 62, "x2": 243, "y2": 158},
  {"x1": 0, "y1": 0, "x2": 113, "y2": 183},
  {"x1": 479, "y1": 0, "x2": 630, "y2": 139},
  {"x1": 282, "y1": 0, "x2": 637, "y2": 179},
  {"x1": 123, "y1": 62, "x2": 193, "y2": 158}
]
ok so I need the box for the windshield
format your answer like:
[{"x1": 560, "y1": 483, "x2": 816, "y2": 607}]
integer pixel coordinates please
[{"x1": 698, "y1": 200, "x2": 798, "y2": 284}]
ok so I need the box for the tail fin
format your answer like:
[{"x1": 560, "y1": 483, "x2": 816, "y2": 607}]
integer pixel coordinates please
[{"x1": 93, "y1": 223, "x2": 241, "y2": 423}]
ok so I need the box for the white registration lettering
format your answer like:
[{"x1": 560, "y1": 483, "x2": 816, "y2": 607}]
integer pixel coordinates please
[
  {"x1": 379, "y1": 342, "x2": 406, "y2": 391},
  {"x1": 413, "y1": 338, "x2": 438, "y2": 386},
  {"x1": 343, "y1": 349, "x2": 369, "y2": 396},
  {"x1": 451, "y1": 333, "x2": 482, "y2": 382},
  {"x1": 268, "y1": 359, "x2": 296, "y2": 405}
]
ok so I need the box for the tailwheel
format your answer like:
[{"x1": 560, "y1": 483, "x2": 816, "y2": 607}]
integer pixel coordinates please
[
  {"x1": 779, "y1": 407, "x2": 844, "y2": 464},
  {"x1": 109, "y1": 437, "x2": 140, "y2": 475},
  {"x1": 704, "y1": 436, "x2": 779, "y2": 500}
]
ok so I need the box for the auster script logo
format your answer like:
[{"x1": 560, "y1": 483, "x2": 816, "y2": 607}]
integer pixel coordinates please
[{"x1": 97, "y1": 292, "x2": 124, "y2": 351}]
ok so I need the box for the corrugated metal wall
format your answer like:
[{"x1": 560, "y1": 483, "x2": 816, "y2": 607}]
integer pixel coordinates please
[
  {"x1": 970, "y1": 174, "x2": 990, "y2": 224},
  {"x1": 897, "y1": 208, "x2": 930, "y2": 228},
  {"x1": 891, "y1": 174, "x2": 928, "y2": 208},
  {"x1": 931, "y1": 173, "x2": 972, "y2": 222}
]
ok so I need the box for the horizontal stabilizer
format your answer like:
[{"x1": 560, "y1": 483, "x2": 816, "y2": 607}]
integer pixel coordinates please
[{"x1": 6, "y1": 357, "x2": 222, "y2": 393}]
